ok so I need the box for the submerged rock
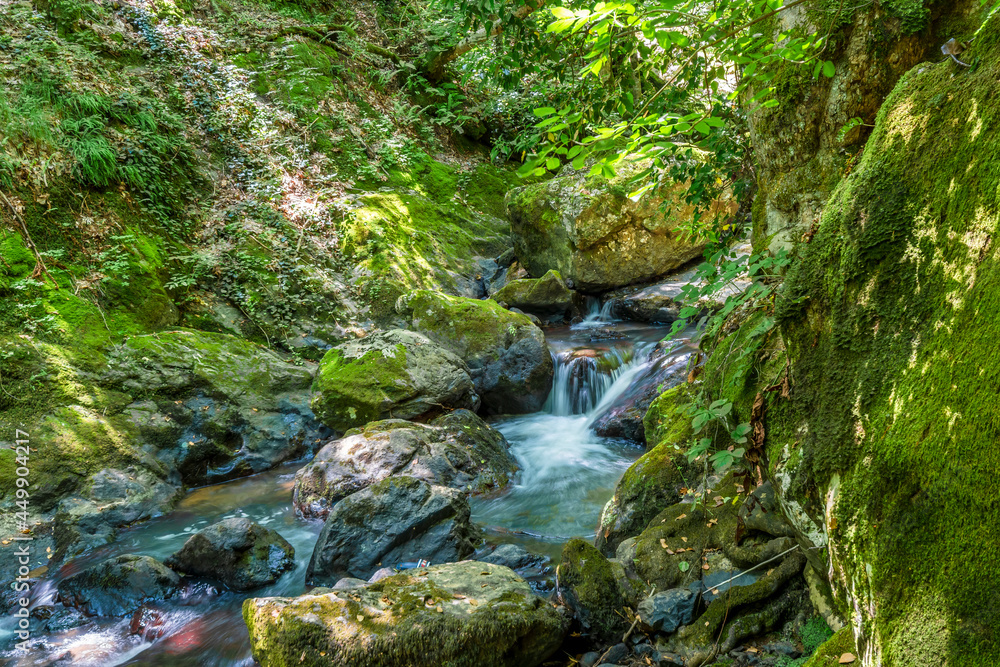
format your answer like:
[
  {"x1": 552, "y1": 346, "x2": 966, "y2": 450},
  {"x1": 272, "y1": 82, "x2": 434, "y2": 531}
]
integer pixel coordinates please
[
  {"x1": 491, "y1": 269, "x2": 578, "y2": 322},
  {"x1": 58, "y1": 554, "x2": 181, "y2": 617},
  {"x1": 244, "y1": 561, "x2": 569, "y2": 667},
  {"x1": 306, "y1": 476, "x2": 482, "y2": 584},
  {"x1": 396, "y1": 290, "x2": 553, "y2": 414},
  {"x1": 53, "y1": 467, "x2": 181, "y2": 558},
  {"x1": 506, "y1": 157, "x2": 733, "y2": 291},
  {"x1": 310, "y1": 329, "x2": 479, "y2": 432},
  {"x1": 293, "y1": 410, "x2": 517, "y2": 518},
  {"x1": 164, "y1": 517, "x2": 295, "y2": 591}
]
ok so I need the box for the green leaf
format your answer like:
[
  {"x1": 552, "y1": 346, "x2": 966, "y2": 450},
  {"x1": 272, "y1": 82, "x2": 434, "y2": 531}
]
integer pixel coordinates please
[
  {"x1": 533, "y1": 107, "x2": 557, "y2": 118},
  {"x1": 678, "y1": 561, "x2": 690, "y2": 572},
  {"x1": 545, "y1": 157, "x2": 560, "y2": 170},
  {"x1": 822, "y1": 60, "x2": 836, "y2": 78},
  {"x1": 550, "y1": 6, "x2": 574, "y2": 19}
]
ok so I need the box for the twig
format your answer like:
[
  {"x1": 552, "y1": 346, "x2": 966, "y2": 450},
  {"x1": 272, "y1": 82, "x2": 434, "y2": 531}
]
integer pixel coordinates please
[
  {"x1": 622, "y1": 584, "x2": 655, "y2": 642},
  {"x1": 0, "y1": 190, "x2": 59, "y2": 290}
]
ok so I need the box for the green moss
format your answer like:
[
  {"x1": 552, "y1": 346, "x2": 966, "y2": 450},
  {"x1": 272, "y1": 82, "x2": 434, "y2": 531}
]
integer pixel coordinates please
[
  {"x1": 802, "y1": 628, "x2": 856, "y2": 667},
  {"x1": 761, "y1": 17, "x2": 1000, "y2": 663},
  {"x1": 558, "y1": 539, "x2": 628, "y2": 643},
  {"x1": 310, "y1": 342, "x2": 411, "y2": 431}
]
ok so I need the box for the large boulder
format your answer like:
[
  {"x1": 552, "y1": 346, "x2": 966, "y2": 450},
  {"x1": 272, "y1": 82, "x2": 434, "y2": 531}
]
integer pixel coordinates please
[
  {"x1": 306, "y1": 476, "x2": 482, "y2": 584},
  {"x1": 164, "y1": 518, "x2": 295, "y2": 591},
  {"x1": 58, "y1": 554, "x2": 181, "y2": 617},
  {"x1": 595, "y1": 385, "x2": 695, "y2": 553},
  {"x1": 506, "y1": 158, "x2": 734, "y2": 291},
  {"x1": 310, "y1": 329, "x2": 479, "y2": 432},
  {"x1": 396, "y1": 290, "x2": 553, "y2": 414},
  {"x1": 745, "y1": 17, "x2": 1000, "y2": 662},
  {"x1": 243, "y1": 561, "x2": 569, "y2": 667},
  {"x1": 105, "y1": 329, "x2": 330, "y2": 486},
  {"x1": 491, "y1": 269, "x2": 578, "y2": 322},
  {"x1": 293, "y1": 410, "x2": 517, "y2": 519}
]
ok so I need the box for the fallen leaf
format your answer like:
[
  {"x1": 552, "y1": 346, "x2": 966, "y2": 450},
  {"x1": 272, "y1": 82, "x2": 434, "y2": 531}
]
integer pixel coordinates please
[
  {"x1": 711, "y1": 588, "x2": 720, "y2": 595},
  {"x1": 701, "y1": 563, "x2": 710, "y2": 570},
  {"x1": 356, "y1": 615, "x2": 364, "y2": 622},
  {"x1": 839, "y1": 654, "x2": 857, "y2": 664},
  {"x1": 436, "y1": 606, "x2": 443, "y2": 613},
  {"x1": 675, "y1": 514, "x2": 687, "y2": 521},
  {"x1": 469, "y1": 599, "x2": 478, "y2": 606},
  {"x1": 681, "y1": 537, "x2": 688, "y2": 543}
]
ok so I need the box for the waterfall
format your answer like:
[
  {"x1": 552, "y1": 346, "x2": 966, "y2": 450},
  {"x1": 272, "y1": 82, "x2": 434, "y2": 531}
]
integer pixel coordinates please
[{"x1": 544, "y1": 342, "x2": 657, "y2": 418}]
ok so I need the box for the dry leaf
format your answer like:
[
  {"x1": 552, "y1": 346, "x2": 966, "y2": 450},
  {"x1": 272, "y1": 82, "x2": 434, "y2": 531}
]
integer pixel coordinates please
[
  {"x1": 356, "y1": 615, "x2": 364, "y2": 622},
  {"x1": 681, "y1": 536, "x2": 688, "y2": 543},
  {"x1": 675, "y1": 514, "x2": 687, "y2": 521},
  {"x1": 701, "y1": 564, "x2": 710, "y2": 570},
  {"x1": 839, "y1": 654, "x2": 857, "y2": 664},
  {"x1": 436, "y1": 606, "x2": 443, "y2": 613}
]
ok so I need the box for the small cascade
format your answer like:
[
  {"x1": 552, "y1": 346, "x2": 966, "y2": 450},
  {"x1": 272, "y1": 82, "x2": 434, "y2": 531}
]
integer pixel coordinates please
[
  {"x1": 545, "y1": 344, "x2": 652, "y2": 416},
  {"x1": 579, "y1": 297, "x2": 616, "y2": 326}
]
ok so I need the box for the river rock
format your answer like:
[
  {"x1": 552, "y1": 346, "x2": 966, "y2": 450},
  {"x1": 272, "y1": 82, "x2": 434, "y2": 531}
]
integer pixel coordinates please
[
  {"x1": 396, "y1": 290, "x2": 553, "y2": 414},
  {"x1": 53, "y1": 467, "x2": 181, "y2": 558},
  {"x1": 244, "y1": 561, "x2": 568, "y2": 667},
  {"x1": 58, "y1": 554, "x2": 181, "y2": 617},
  {"x1": 596, "y1": 386, "x2": 695, "y2": 554},
  {"x1": 479, "y1": 543, "x2": 547, "y2": 571},
  {"x1": 491, "y1": 269, "x2": 578, "y2": 322},
  {"x1": 105, "y1": 329, "x2": 330, "y2": 486},
  {"x1": 306, "y1": 476, "x2": 481, "y2": 584},
  {"x1": 637, "y1": 588, "x2": 697, "y2": 634},
  {"x1": 591, "y1": 346, "x2": 690, "y2": 442},
  {"x1": 557, "y1": 539, "x2": 629, "y2": 644},
  {"x1": 506, "y1": 157, "x2": 735, "y2": 291},
  {"x1": 164, "y1": 517, "x2": 295, "y2": 591},
  {"x1": 310, "y1": 329, "x2": 479, "y2": 432},
  {"x1": 293, "y1": 410, "x2": 517, "y2": 518}
]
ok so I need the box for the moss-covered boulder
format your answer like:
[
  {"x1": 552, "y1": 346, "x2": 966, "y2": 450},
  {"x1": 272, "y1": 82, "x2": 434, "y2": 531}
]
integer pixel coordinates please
[
  {"x1": 491, "y1": 269, "x2": 577, "y2": 321},
  {"x1": 506, "y1": 158, "x2": 733, "y2": 290},
  {"x1": 293, "y1": 410, "x2": 517, "y2": 518},
  {"x1": 104, "y1": 329, "x2": 330, "y2": 485},
  {"x1": 595, "y1": 385, "x2": 695, "y2": 553},
  {"x1": 306, "y1": 476, "x2": 481, "y2": 584},
  {"x1": 749, "y1": 14, "x2": 1000, "y2": 663},
  {"x1": 164, "y1": 518, "x2": 295, "y2": 591},
  {"x1": 396, "y1": 290, "x2": 553, "y2": 414},
  {"x1": 310, "y1": 329, "x2": 479, "y2": 432},
  {"x1": 557, "y1": 539, "x2": 630, "y2": 644},
  {"x1": 802, "y1": 628, "x2": 857, "y2": 667},
  {"x1": 244, "y1": 560, "x2": 569, "y2": 667}
]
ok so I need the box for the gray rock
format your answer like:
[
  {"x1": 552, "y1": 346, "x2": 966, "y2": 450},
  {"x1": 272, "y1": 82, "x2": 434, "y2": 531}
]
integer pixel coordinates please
[
  {"x1": 58, "y1": 555, "x2": 181, "y2": 617},
  {"x1": 306, "y1": 476, "x2": 482, "y2": 584},
  {"x1": 479, "y1": 543, "x2": 546, "y2": 571},
  {"x1": 492, "y1": 269, "x2": 578, "y2": 322},
  {"x1": 164, "y1": 517, "x2": 295, "y2": 591},
  {"x1": 580, "y1": 651, "x2": 601, "y2": 667},
  {"x1": 598, "y1": 643, "x2": 629, "y2": 665},
  {"x1": 310, "y1": 329, "x2": 480, "y2": 432},
  {"x1": 53, "y1": 468, "x2": 181, "y2": 558},
  {"x1": 293, "y1": 410, "x2": 516, "y2": 519},
  {"x1": 638, "y1": 588, "x2": 697, "y2": 634},
  {"x1": 244, "y1": 561, "x2": 569, "y2": 667}
]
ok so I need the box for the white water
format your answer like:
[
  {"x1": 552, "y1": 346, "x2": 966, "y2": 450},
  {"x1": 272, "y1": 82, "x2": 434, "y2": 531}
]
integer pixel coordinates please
[{"x1": 470, "y1": 306, "x2": 681, "y2": 554}]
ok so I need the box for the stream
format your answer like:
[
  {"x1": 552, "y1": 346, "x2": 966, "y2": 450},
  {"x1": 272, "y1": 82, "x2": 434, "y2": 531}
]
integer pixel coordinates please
[{"x1": 2, "y1": 310, "x2": 694, "y2": 666}]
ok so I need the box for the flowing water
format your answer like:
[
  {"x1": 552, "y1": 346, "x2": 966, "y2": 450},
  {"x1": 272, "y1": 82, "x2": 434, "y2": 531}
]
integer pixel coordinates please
[{"x1": 2, "y1": 307, "x2": 693, "y2": 666}]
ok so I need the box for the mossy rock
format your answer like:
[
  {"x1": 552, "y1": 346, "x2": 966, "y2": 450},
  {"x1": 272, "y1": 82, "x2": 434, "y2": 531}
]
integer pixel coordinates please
[
  {"x1": 753, "y1": 13, "x2": 1000, "y2": 663},
  {"x1": 491, "y1": 269, "x2": 577, "y2": 321},
  {"x1": 506, "y1": 157, "x2": 730, "y2": 290},
  {"x1": 802, "y1": 628, "x2": 857, "y2": 667},
  {"x1": 310, "y1": 329, "x2": 479, "y2": 432},
  {"x1": 244, "y1": 561, "x2": 569, "y2": 667},
  {"x1": 596, "y1": 385, "x2": 696, "y2": 553},
  {"x1": 557, "y1": 539, "x2": 630, "y2": 644},
  {"x1": 396, "y1": 291, "x2": 553, "y2": 414}
]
